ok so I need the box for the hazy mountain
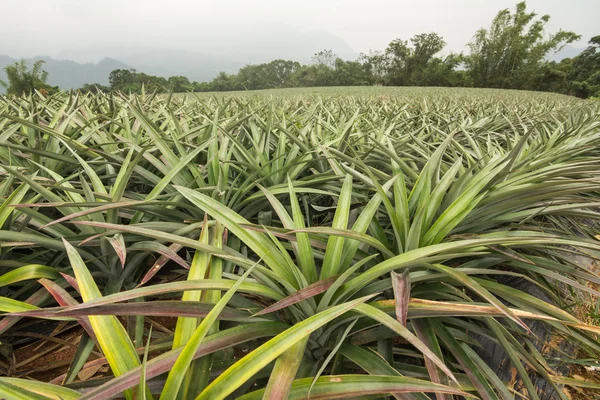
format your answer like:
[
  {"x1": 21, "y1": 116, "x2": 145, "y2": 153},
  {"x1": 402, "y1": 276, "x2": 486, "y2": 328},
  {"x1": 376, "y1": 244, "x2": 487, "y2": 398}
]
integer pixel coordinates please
[
  {"x1": 0, "y1": 55, "x2": 129, "y2": 92},
  {"x1": 56, "y1": 28, "x2": 358, "y2": 82},
  {"x1": 117, "y1": 50, "x2": 245, "y2": 83},
  {"x1": 1, "y1": 28, "x2": 358, "y2": 90},
  {"x1": 56, "y1": 47, "x2": 243, "y2": 80}
]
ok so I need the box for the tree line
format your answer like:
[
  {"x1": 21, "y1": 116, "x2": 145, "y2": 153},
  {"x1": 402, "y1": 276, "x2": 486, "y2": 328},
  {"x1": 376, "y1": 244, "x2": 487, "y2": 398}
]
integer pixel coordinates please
[{"x1": 3, "y1": 2, "x2": 599, "y2": 99}]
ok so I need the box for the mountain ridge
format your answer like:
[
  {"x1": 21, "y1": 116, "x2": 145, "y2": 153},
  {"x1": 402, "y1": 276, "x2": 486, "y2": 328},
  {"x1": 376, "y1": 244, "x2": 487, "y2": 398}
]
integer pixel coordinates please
[
  {"x1": 0, "y1": 28, "x2": 358, "y2": 92},
  {"x1": 0, "y1": 55, "x2": 130, "y2": 92}
]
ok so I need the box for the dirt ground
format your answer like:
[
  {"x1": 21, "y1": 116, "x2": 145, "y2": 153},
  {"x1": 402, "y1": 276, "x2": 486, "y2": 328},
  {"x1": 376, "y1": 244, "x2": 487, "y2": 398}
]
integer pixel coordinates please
[{"x1": 5, "y1": 316, "x2": 178, "y2": 385}]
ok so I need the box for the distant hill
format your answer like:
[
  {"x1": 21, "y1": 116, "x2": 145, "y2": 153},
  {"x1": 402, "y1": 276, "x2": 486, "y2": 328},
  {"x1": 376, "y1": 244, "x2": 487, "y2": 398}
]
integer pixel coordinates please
[
  {"x1": 117, "y1": 50, "x2": 245, "y2": 83},
  {"x1": 0, "y1": 56, "x2": 129, "y2": 93},
  {"x1": 1, "y1": 28, "x2": 358, "y2": 91},
  {"x1": 57, "y1": 28, "x2": 358, "y2": 83}
]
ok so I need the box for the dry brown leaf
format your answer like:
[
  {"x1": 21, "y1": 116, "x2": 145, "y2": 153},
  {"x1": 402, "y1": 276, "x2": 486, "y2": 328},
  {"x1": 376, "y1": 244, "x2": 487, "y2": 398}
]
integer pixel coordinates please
[{"x1": 77, "y1": 364, "x2": 102, "y2": 381}]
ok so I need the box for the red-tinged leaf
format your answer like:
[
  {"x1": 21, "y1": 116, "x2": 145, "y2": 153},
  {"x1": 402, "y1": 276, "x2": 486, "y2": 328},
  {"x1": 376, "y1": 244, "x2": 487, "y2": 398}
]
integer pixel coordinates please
[
  {"x1": 38, "y1": 278, "x2": 97, "y2": 343},
  {"x1": 11, "y1": 301, "x2": 265, "y2": 322},
  {"x1": 129, "y1": 241, "x2": 189, "y2": 271},
  {"x1": 254, "y1": 276, "x2": 338, "y2": 316},
  {"x1": 391, "y1": 270, "x2": 410, "y2": 327},
  {"x1": 79, "y1": 233, "x2": 105, "y2": 246},
  {"x1": 8, "y1": 306, "x2": 71, "y2": 318},
  {"x1": 137, "y1": 243, "x2": 184, "y2": 287},
  {"x1": 412, "y1": 320, "x2": 450, "y2": 400},
  {"x1": 222, "y1": 228, "x2": 228, "y2": 244},
  {"x1": 160, "y1": 257, "x2": 258, "y2": 399},
  {"x1": 107, "y1": 234, "x2": 126, "y2": 269},
  {"x1": 38, "y1": 278, "x2": 77, "y2": 307},
  {"x1": 49, "y1": 339, "x2": 173, "y2": 385},
  {"x1": 61, "y1": 279, "x2": 281, "y2": 312},
  {"x1": 60, "y1": 272, "x2": 80, "y2": 293}
]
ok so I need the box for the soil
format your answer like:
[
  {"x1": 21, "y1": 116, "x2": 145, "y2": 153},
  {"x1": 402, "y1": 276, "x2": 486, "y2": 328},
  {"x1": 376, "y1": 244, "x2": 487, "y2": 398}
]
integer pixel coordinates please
[
  {"x1": 3, "y1": 316, "x2": 178, "y2": 385},
  {"x1": 566, "y1": 275, "x2": 600, "y2": 400},
  {"x1": 8, "y1": 324, "x2": 85, "y2": 382}
]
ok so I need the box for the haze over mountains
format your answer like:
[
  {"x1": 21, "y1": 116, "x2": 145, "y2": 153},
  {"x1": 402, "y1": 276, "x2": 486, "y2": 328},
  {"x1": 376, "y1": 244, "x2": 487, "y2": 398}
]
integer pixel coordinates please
[
  {"x1": 0, "y1": 23, "x2": 586, "y2": 94},
  {"x1": 0, "y1": 28, "x2": 357, "y2": 91},
  {"x1": 0, "y1": 55, "x2": 129, "y2": 91}
]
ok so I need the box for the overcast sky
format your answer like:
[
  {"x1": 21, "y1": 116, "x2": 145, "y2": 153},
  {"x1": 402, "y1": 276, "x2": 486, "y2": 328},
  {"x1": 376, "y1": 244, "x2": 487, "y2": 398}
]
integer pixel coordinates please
[{"x1": 1, "y1": 0, "x2": 598, "y2": 58}]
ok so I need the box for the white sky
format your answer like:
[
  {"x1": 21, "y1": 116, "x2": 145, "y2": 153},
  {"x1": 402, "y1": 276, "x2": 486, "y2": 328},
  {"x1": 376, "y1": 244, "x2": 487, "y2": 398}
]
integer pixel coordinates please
[{"x1": 1, "y1": 0, "x2": 597, "y2": 57}]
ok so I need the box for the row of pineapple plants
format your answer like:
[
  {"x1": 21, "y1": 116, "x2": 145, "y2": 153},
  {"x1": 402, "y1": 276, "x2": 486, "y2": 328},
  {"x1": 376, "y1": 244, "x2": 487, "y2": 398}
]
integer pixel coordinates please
[{"x1": 0, "y1": 88, "x2": 599, "y2": 399}]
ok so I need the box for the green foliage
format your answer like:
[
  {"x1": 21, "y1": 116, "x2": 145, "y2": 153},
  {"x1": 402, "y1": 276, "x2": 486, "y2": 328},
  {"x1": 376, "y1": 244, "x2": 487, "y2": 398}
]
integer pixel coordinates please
[
  {"x1": 0, "y1": 87, "x2": 599, "y2": 399},
  {"x1": 236, "y1": 59, "x2": 301, "y2": 90},
  {"x1": 108, "y1": 68, "x2": 169, "y2": 93},
  {"x1": 465, "y1": 1, "x2": 580, "y2": 89},
  {"x1": 106, "y1": 69, "x2": 195, "y2": 93},
  {"x1": 541, "y1": 36, "x2": 600, "y2": 98},
  {"x1": 78, "y1": 83, "x2": 111, "y2": 93},
  {"x1": 204, "y1": 71, "x2": 236, "y2": 91},
  {"x1": 379, "y1": 33, "x2": 459, "y2": 86},
  {"x1": 167, "y1": 75, "x2": 193, "y2": 92},
  {"x1": 0, "y1": 59, "x2": 58, "y2": 95}
]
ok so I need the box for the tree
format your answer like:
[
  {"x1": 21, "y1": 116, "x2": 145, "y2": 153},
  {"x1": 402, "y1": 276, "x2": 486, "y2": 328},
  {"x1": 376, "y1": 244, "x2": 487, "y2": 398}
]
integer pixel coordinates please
[
  {"x1": 78, "y1": 83, "x2": 111, "y2": 93},
  {"x1": 566, "y1": 35, "x2": 600, "y2": 98},
  {"x1": 209, "y1": 72, "x2": 237, "y2": 92},
  {"x1": 311, "y1": 50, "x2": 337, "y2": 69},
  {"x1": 382, "y1": 33, "x2": 448, "y2": 86},
  {"x1": 407, "y1": 33, "x2": 448, "y2": 85},
  {"x1": 108, "y1": 69, "x2": 136, "y2": 89},
  {"x1": 265, "y1": 60, "x2": 301, "y2": 88},
  {"x1": 333, "y1": 59, "x2": 373, "y2": 86},
  {"x1": 465, "y1": 1, "x2": 580, "y2": 89},
  {"x1": 107, "y1": 69, "x2": 170, "y2": 93},
  {"x1": 0, "y1": 59, "x2": 57, "y2": 95},
  {"x1": 291, "y1": 64, "x2": 335, "y2": 87},
  {"x1": 168, "y1": 76, "x2": 192, "y2": 92},
  {"x1": 384, "y1": 39, "x2": 411, "y2": 85},
  {"x1": 235, "y1": 60, "x2": 300, "y2": 90},
  {"x1": 359, "y1": 50, "x2": 387, "y2": 84},
  {"x1": 415, "y1": 54, "x2": 467, "y2": 87}
]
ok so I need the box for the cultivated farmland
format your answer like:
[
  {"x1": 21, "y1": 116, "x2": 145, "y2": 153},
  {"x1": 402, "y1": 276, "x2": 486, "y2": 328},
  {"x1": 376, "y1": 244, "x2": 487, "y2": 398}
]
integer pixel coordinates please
[{"x1": 0, "y1": 87, "x2": 599, "y2": 399}]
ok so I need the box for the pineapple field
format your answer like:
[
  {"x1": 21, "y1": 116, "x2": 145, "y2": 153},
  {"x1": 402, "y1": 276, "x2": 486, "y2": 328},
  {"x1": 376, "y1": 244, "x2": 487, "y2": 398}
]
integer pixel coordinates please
[{"x1": 0, "y1": 87, "x2": 599, "y2": 399}]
